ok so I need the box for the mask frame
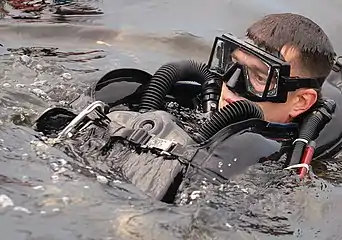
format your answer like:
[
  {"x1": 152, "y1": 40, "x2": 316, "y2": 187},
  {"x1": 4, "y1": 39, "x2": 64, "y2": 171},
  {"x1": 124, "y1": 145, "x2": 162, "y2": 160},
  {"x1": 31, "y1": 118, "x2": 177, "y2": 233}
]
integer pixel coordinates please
[{"x1": 208, "y1": 34, "x2": 324, "y2": 103}]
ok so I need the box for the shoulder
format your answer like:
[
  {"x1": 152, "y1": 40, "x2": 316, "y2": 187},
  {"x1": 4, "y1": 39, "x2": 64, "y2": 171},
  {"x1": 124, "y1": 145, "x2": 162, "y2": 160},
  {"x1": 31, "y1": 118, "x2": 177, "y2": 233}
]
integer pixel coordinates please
[{"x1": 197, "y1": 131, "x2": 282, "y2": 179}]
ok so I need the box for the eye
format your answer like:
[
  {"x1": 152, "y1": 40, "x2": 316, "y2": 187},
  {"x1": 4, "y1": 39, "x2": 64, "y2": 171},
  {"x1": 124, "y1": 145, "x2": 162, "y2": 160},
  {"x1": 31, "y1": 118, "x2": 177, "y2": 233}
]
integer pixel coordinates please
[
  {"x1": 255, "y1": 74, "x2": 264, "y2": 83},
  {"x1": 249, "y1": 69, "x2": 265, "y2": 84}
]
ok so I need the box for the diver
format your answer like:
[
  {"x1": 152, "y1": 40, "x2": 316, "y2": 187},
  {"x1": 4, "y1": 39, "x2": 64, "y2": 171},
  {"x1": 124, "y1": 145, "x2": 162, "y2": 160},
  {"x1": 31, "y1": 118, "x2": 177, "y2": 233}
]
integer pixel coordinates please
[
  {"x1": 219, "y1": 13, "x2": 335, "y2": 122},
  {"x1": 33, "y1": 13, "x2": 342, "y2": 203}
]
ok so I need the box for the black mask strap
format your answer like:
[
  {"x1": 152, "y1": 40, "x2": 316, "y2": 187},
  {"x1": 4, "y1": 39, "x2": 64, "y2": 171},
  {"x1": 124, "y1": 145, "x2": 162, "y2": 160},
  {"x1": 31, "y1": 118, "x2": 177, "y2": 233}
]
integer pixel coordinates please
[{"x1": 283, "y1": 77, "x2": 325, "y2": 91}]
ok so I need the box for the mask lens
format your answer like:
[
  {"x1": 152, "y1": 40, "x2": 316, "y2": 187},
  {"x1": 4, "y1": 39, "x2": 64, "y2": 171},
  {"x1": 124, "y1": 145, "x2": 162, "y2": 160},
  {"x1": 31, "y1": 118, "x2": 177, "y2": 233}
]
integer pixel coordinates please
[
  {"x1": 245, "y1": 63, "x2": 279, "y2": 97},
  {"x1": 232, "y1": 49, "x2": 279, "y2": 97},
  {"x1": 208, "y1": 38, "x2": 237, "y2": 76}
]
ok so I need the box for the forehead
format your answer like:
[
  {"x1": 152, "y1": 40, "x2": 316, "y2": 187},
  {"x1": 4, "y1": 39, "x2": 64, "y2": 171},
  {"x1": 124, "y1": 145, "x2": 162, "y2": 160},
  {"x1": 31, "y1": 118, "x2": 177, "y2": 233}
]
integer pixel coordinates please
[
  {"x1": 244, "y1": 36, "x2": 286, "y2": 59},
  {"x1": 232, "y1": 48, "x2": 269, "y2": 71}
]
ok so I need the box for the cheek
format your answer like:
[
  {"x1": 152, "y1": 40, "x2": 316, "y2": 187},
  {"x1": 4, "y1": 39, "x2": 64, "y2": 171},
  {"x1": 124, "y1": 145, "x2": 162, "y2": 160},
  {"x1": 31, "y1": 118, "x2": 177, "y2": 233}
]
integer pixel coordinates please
[
  {"x1": 220, "y1": 83, "x2": 229, "y2": 97},
  {"x1": 219, "y1": 83, "x2": 228, "y2": 108}
]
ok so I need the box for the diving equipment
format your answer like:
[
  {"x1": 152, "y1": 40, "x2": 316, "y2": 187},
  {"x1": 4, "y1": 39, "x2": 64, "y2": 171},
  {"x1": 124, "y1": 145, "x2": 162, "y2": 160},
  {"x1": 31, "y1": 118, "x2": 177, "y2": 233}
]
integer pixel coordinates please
[
  {"x1": 34, "y1": 99, "x2": 297, "y2": 202},
  {"x1": 138, "y1": 60, "x2": 221, "y2": 116},
  {"x1": 208, "y1": 34, "x2": 324, "y2": 103},
  {"x1": 34, "y1": 59, "x2": 299, "y2": 202},
  {"x1": 70, "y1": 61, "x2": 222, "y2": 117},
  {"x1": 282, "y1": 98, "x2": 336, "y2": 178},
  {"x1": 286, "y1": 99, "x2": 336, "y2": 167},
  {"x1": 33, "y1": 56, "x2": 342, "y2": 202}
]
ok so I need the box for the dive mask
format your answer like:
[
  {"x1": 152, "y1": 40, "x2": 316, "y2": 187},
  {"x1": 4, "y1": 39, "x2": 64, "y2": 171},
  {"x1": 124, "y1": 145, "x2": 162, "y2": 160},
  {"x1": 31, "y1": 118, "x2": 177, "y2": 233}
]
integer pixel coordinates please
[{"x1": 208, "y1": 34, "x2": 324, "y2": 103}]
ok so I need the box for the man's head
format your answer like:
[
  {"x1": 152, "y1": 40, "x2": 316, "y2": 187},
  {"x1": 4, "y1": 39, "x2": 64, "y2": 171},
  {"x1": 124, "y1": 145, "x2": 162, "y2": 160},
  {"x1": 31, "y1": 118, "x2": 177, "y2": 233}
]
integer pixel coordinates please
[{"x1": 219, "y1": 13, "x2": 335, "y2": 123}]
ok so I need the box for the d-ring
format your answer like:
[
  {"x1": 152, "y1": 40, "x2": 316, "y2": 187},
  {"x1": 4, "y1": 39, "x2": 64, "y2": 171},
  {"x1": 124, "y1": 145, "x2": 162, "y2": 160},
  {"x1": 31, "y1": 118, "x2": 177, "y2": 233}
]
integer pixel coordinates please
[{"x1": 57, "y1": 101, "x2": 107, "y2": 139}]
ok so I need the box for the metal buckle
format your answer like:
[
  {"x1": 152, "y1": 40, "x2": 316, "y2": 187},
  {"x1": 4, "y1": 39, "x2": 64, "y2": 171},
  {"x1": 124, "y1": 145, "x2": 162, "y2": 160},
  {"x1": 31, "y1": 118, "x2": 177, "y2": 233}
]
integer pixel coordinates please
[
  {"x1": 58, "y1": 101, "x2": 109, "y2": 139},
  {"x1": 145, "y1": 136, "x2": 176, "y2": 156}
]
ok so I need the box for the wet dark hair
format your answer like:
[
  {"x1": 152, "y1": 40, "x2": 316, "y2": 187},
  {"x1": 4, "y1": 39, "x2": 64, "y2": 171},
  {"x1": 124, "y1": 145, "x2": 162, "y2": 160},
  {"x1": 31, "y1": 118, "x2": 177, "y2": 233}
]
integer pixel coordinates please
[{"x1": 246, "y1": 13, "x2": 336, "y2": 80}]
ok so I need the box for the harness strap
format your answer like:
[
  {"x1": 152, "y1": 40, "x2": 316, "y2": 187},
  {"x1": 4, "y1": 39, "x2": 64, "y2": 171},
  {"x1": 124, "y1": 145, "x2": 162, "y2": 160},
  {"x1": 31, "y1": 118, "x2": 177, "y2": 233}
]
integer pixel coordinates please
[
  {"x1": 108, "y1": 126, "x2": 231, "y2": 183},
  {"x1": 109, "y1": 127, "x2": 199, "y2": 163}
]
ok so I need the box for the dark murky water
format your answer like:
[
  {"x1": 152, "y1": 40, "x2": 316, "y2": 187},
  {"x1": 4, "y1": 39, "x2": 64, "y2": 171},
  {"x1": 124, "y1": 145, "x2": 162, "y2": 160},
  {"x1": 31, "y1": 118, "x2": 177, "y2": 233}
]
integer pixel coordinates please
[{"x1": 1, "y1": 0, "x2": 342, "y2": 239}]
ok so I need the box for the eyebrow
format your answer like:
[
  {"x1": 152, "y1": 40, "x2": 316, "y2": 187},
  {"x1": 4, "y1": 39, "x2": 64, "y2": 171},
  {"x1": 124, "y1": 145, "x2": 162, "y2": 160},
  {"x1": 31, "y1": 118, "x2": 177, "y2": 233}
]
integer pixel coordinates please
[
  {"x1": 248, "y1": 64, "x2": 268, "y2": 75},
  {"x1": 232, "y1": 50, "x2": 269, "y2": 74}
]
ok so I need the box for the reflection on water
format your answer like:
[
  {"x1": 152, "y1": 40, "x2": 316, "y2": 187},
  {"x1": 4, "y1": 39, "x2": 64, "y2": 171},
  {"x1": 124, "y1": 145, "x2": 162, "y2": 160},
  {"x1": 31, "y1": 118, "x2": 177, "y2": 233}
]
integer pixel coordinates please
[{"x1": 1, "y1": 0, "x2": 342, "y2": 239}]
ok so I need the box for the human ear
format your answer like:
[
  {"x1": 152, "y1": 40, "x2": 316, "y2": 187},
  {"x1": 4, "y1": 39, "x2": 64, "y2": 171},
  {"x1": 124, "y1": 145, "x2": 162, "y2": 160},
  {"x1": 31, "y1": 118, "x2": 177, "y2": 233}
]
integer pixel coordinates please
[{"x1": 289, "y1": 89, "x2": 318, "y2": 118}]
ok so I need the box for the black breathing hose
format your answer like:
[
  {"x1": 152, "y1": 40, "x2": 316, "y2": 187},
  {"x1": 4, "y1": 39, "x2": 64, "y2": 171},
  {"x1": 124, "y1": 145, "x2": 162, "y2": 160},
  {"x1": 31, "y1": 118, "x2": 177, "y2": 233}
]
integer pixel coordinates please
[
  {"x1": 287, "y1": 99, "x2": 336, "y2": 166},
  {"x1": 138, "y1": 60, "x2": 221, "y2": 113},
  {"x1": 194, "y1": 99, "x2": 264, "y2": 142}
]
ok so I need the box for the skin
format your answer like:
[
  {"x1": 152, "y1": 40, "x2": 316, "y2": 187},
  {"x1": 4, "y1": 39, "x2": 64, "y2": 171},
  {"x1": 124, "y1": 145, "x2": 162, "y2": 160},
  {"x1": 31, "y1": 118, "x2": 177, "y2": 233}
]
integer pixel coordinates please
[{"x1": 219, "y1": 45, "x2": 318, "y2": 123}]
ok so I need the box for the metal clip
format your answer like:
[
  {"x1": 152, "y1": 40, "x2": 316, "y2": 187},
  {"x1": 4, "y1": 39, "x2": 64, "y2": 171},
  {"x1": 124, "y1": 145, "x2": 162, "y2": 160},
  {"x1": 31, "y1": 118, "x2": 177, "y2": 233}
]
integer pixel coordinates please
[
  {"x1": 58, "y1": 101, "x2": 107, "y2": 139},
  {"x1": 145, "y1": 137, "x2": 176, "y2": 156}
]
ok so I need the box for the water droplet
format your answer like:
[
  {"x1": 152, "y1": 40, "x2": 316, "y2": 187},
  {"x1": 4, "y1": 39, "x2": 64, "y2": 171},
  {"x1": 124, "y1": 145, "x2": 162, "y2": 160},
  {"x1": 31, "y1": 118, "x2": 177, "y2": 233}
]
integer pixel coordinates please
[
  {"x1": 190, "y1": 191, "x2": 201, "y2": 200},
  {"x1": 13, "y1": 206, "x2": 31, "y2": 214},
  {"x1": 62, "y1": 197, "x2": 70, "y2": 205},
  {"x1": 241, "y1": 188, "x2": 248, "y2": 194},
  {"x1": 16, "y1": 84, "x2": 25, "y2": 88},
  {"x1": 62, "y1": 73, "x2": 72, "y2": 80},
  {"x1": 20, "y1": 55, "x2": 31, "y2": 64},
  {"x1": 225, "y1": 222, "x2": 232, "y2": 228},
  {"x1": 0, "y1": 195, "x2": 14, "y2": 208},
  {"x1": 32, "y1": 186, "x2": 44, "y2": 191},
  {"x1": 35, "y1": 64, "x2": 43, "y2": 71},
  {"x1": 31, "y1": 88, "x2": 50, "y2": 100},
  {"x1": 50, "y1": 163, "x2": 59, "y2": 171},
  {"x1": 51, "y1": 175, "x2": 59, "y2": 182},
  {"x1": 58, "y1": 159, "x2": 67, "y2": 166},
  {"x1": 31, "y1": 80, "x2": 47, "y2": 87},
  {"x1": 96, "y1": 175, "x2": 108, "y2": 184}
]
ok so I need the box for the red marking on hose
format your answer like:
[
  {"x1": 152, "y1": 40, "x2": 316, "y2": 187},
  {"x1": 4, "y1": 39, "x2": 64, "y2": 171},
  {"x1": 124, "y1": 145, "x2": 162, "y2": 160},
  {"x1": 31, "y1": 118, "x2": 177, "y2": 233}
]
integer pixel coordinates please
[{"x1": 299, "y1": 141, "x2": 316, "y2": 179}]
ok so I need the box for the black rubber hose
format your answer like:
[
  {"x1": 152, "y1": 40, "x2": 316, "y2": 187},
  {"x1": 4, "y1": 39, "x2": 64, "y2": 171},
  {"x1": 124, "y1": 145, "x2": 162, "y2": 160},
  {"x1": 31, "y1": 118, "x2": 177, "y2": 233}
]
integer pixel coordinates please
[
  {"x1": 287, "y1": 114, "x2": 322, "y2": 166},
  {"x1": 195, "y1": 99, "x2": 264, "y2": 142},
  {"x1": 287, "y1": 99, "x2": 336, "y2": 166},
  {"x1": 138, "y1": 60, "x2": 221, "y2": 113}
]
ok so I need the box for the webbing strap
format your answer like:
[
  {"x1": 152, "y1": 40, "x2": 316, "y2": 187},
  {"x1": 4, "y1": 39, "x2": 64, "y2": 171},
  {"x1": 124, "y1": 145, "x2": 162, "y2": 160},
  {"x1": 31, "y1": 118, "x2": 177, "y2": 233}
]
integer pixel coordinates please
[{"x1": 110, "y1": 127, "x2": 198, "y2": 162}]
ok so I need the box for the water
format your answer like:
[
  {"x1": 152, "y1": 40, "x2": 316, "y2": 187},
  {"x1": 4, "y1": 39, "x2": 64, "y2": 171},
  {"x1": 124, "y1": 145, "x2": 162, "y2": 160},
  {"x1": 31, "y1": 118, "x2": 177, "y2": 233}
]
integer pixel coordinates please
[{"x1": 1, "y1": 0, "x2": 342, "y2": 239}]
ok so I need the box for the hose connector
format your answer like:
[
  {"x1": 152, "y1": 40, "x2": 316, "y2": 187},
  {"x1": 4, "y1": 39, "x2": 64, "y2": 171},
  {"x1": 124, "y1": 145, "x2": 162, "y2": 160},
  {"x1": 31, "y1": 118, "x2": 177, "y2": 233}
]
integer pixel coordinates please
[{"x1": 286, "y1": 98, "x2": 336, "y2": 168}]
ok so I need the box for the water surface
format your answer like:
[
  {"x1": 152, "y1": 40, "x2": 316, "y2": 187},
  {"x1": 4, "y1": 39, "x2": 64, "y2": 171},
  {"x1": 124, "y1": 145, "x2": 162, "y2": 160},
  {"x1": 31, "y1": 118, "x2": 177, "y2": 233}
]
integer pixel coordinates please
[{"x1": 1, "y1": 0, "x2": 342, "y2": 239}]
